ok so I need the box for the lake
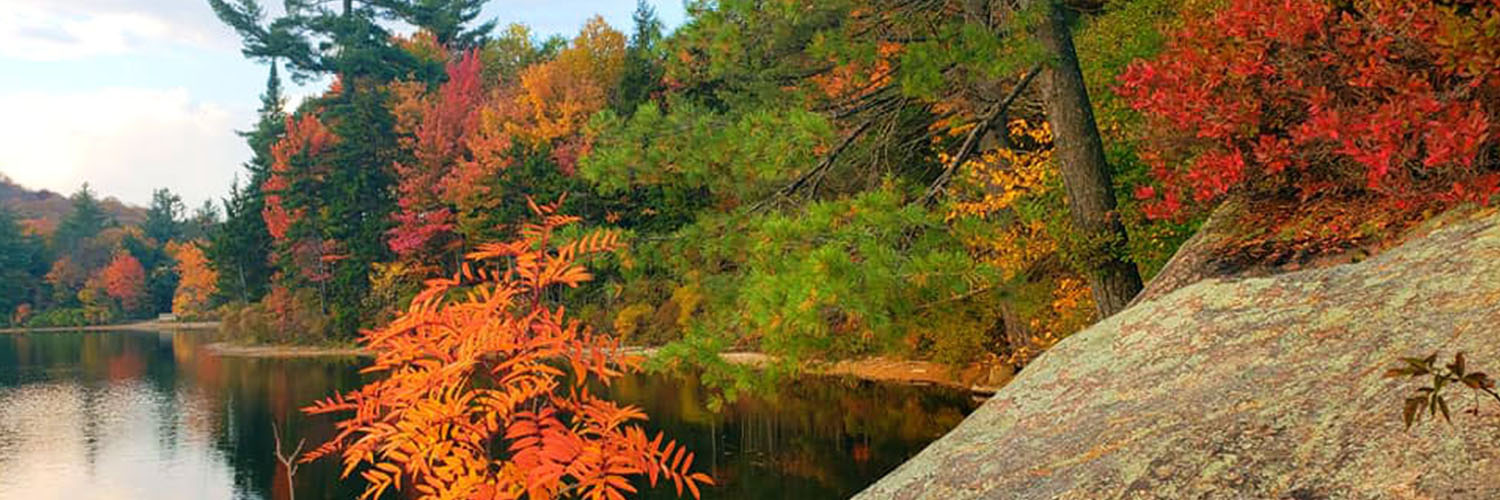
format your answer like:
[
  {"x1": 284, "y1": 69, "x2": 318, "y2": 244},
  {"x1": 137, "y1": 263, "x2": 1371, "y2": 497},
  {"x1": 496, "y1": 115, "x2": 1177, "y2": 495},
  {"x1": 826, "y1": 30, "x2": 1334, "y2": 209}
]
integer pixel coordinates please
[{"x1": 0, "y1": 329, "x2": 979, "y2": 499}]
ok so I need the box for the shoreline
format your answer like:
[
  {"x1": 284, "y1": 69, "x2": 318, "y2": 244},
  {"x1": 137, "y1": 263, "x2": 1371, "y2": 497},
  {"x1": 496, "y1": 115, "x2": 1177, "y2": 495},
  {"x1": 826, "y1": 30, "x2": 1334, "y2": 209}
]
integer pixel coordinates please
[
  {"x1": 0, "y1": 320, "x2": 221, "y2": 334},
  {"x1": 9, "y1": 324, "x2": 1005, "y2": 394},
  {"x1": 207, "y1": 342, "x2": 1004, "y2": 394},
  {"x1": 202, "y1": 341, "x2": 370, "y2": 358}
]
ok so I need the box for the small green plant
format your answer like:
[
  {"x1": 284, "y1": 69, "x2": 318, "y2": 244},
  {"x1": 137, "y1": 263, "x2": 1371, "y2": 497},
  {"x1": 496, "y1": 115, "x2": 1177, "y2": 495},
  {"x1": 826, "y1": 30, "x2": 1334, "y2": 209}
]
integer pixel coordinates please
[{"x1": 1386, "y1": 352, "x2": 1500, "y2": 429}]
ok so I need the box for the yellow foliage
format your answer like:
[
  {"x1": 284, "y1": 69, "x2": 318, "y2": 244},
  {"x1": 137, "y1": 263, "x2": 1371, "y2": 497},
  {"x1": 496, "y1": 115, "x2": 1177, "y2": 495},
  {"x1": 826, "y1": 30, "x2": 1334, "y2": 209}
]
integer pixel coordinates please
[
  {"x1": 669, "y1": 284, "x2": 703, "y2": 329},
  {"x1": 613, "y1": 303, "x2": 655, "y2": 339},
  {"x1": 949, "y1": 120, "x2": 1057, "y2": 279},
  {"x1": 509, "y1": 16, "x2": 625, "y2": 144}
]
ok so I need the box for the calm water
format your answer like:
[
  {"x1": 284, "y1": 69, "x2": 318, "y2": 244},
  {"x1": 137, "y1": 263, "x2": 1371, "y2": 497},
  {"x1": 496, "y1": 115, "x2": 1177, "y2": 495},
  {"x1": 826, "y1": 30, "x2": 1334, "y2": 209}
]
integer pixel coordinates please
[{"x1": 0, "y1": 330, "x2": 978, "y2": 499}]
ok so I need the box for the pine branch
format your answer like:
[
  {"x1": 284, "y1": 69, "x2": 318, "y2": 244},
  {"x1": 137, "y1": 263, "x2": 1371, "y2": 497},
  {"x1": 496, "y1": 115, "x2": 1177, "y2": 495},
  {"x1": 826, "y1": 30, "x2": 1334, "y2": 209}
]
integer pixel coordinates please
[{"x1": 919, "y1": 62, "x2": 1043, "y2": 206}]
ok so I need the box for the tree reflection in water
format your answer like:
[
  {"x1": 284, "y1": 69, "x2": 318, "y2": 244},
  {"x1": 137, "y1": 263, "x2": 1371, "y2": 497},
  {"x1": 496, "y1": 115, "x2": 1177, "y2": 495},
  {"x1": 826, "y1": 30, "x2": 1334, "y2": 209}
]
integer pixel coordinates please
[{"x1": 0, "y1": 330, "x2": 977, "y2": 499}]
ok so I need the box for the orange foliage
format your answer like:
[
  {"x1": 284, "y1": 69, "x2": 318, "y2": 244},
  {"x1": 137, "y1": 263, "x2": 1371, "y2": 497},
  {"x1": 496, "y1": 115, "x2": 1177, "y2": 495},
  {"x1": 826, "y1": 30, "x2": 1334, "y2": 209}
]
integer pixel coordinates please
[
  {"x1": 100, "y1": 250, "x2": 147, "y2": 312},
  {"x1": 12, "y1": 303, "x2": 31, "y2": 325},
  {"x1": 302, "y1": 198, "x2": 711, "y2": 500},
  {"x1": 810, "y1": 41, "x2": 900, "y2": 102},
  {"x1": 45, "y1": 255, "x2": 87, "y2": 291},
  {"x1": 167, "y1": 241, "x2": 218, "y2": 318}
]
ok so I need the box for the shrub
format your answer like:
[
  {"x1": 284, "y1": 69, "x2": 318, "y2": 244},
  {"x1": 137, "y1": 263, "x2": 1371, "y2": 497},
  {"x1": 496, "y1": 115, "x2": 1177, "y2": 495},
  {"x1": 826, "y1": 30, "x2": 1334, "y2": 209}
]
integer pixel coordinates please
[
  {"x1": 300, "y1": 199, "x2": 710, "y2": 499},
  {"x1": 25, "y1": 308, "x2": 89, "y2": 328},
  {"x1": 1120, "y1": 0, "x2": 1500, "y2": 220}
]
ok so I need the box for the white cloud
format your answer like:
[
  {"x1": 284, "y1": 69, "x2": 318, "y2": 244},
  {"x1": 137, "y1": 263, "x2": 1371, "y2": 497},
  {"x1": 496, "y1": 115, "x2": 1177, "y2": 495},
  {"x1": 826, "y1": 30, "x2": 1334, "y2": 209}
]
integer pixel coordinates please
[
  {"x1": 0, "y1": 87, "x2": 252, "y2": 208},
  {"x1": 0, "y1": 0, "x2": 233, "y2": 60}
]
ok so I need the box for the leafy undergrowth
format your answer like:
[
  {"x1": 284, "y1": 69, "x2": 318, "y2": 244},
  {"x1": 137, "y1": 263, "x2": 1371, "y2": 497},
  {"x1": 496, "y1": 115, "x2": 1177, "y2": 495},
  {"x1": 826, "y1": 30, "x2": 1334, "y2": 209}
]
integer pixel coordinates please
[{"x1": 1206, "y1": 192, "x2": 1447, "y2": 274}]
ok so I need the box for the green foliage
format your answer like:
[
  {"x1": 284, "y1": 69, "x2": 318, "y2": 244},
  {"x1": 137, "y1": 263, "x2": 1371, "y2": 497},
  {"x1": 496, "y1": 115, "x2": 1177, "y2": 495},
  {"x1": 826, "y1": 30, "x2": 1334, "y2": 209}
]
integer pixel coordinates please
[
  {"x1": 623, "y1": 186, "x2": 1001, "y2": 365},
  {"x1": 24, "y1": 307, "x2": 89, "y2": 328},
  {"x1": 615, "y1": 0, "x2": 666, "y2": 116},
  {"x1": 144, "y1": 188, "x2": 185, "y2": 244},
  {"x1": 582, "y1": 98, "x2": 835, "y2": 205},
  {"x1": 54, "y1": 184, "x2": 111, "y2": 255},
  {"x1": 0, "y1": 207, "x2": 47, "y2": 325},
  {"x1": 209, "y1": 64, "x2": 283, "y2": 303}
]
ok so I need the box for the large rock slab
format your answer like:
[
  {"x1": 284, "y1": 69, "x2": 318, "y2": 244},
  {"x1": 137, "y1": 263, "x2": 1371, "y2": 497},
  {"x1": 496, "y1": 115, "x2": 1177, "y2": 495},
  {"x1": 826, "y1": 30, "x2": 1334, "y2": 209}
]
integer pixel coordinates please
[{"x1": 857, "y1": 210, "x2": 1500, "y2": 499}]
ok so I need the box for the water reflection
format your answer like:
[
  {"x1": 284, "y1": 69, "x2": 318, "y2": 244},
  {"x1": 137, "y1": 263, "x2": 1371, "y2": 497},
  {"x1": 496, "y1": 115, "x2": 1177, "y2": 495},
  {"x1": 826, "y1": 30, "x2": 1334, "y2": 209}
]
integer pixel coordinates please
[{"x1": 0, "y1": 330, "x2": 976, "y2": 499}]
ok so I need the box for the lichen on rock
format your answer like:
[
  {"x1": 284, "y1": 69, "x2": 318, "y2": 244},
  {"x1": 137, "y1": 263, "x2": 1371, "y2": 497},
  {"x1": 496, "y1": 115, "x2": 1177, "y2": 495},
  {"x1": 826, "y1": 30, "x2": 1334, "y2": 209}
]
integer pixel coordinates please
[{"x1": 857, "y1": 209, "x2": 1500, "y2": 499}]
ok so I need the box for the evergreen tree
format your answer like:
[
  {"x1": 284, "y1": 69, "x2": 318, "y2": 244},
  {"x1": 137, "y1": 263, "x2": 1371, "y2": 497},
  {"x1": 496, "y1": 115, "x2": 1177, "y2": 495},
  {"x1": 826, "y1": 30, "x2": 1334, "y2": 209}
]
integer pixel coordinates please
[
  {"x1": 373, "y1": 0, "x2": 496, "y2": 49},
  {"x1": 182, "y1": 199, "x2": 220, "y2": 241},
  {"x1": 54, "y1": 184, "x2": 110, "y2": 255},
  {"x1": 144, "y1": 188, "x2": 185, "y2": 243},
  {"x1": 210, "y1": 0, "x2": 490, "y2": 336},
  {"x1": 0, "y1": 206, "x2": 47, "y2": 324},
  {"x1": 208, "y1": 63, "x2": 284, "y2": 303},
  {"x1": 615, "y1": 0, "x2": 665, "y2": 115}
]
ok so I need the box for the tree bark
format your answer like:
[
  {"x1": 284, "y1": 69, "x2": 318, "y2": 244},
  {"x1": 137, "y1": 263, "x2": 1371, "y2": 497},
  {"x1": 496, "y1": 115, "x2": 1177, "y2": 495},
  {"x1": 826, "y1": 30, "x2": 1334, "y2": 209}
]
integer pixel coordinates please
[{"x1": 1034, "y1": 0, "x2": 1143, "y2": 318}]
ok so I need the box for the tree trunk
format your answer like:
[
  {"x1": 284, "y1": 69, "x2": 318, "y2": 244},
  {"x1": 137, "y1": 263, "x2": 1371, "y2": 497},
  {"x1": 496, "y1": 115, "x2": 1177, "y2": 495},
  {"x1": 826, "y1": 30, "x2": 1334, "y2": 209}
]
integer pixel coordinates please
[{"x1": 1034, "y1": 0, "x2": 1143, "y2": 318}]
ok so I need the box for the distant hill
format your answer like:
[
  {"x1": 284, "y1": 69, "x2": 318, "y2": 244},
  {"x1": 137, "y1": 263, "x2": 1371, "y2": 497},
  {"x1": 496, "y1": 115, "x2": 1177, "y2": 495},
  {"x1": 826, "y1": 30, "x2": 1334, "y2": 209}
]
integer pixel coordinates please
[{"x1": 0, "y1": 175, "x2": 147, "y2": 236}]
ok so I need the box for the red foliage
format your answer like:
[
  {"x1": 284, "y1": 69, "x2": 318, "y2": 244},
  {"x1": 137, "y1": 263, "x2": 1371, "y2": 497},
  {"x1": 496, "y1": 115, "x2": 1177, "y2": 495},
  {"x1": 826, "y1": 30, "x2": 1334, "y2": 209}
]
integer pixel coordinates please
[
  {"x1": 389, "y1": 51, "x2": 486, "y2": 259},
  {"x1": 1119, "y1": 0, "x2": 1500, "y2": 219},
  {"x1": 265, "y1": 113, "x2": 338, "y2": 241},
  {"x1": 100, "y1": 251, "x2": 146, "y2": 312},
  {"x1": 302, "y1": 199, "x2": 711, "y2": 500}
]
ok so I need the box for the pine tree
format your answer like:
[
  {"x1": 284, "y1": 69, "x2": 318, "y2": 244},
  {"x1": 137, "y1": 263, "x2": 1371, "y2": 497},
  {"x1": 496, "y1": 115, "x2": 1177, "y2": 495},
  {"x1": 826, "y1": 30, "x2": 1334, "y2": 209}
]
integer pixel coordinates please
[
  {"x1": 1031, "y1": 0, "x2": 1142, "y2": 317},
  {"x1": 0, "y1": 206, "x2": 46, "y2": 325},
  {"x1": 208, "y1": 63, "x2": 284, "y2": 303},
  {"x1": 615, "y1": 0, "x2": 665, "y2": 115},
  {"x1": 144, "y1": 188, "x2": 185, "y2": 244},
  {"x1": 54, "y1": 184, "x2": 110, "y2": 255},
  {"x1": 372, "y1": 0, "x2": 496, "y2": 49},
  {"x1": 211, "y1": 0, "x2": 484, "y2": 336}
]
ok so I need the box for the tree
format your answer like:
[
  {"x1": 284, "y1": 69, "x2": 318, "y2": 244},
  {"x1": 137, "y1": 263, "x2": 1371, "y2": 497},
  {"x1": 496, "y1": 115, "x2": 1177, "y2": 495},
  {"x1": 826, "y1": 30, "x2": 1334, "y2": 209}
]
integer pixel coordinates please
[
  {"x1": 508, "y1": 16, "x2": 626, "y2": 146},
  {"x1": 0, "y1": 206, "x2": 46, "y2": 324},
  {"x1": 167, "y1": 241, "x2": 218, "y2": 319},
  {"x1": 388, "y1": 51, "x2": 484, "y2": 264},
  {"x1": 144, "y1": 188, "x2": 185, "y2": 244},
  {"x1": 182, "y1": 199, "x2": 220, "y2": 241},
  {"x1": 210, "y1": 0, "x2": 458, "y2": 336},
  {"x1": 99, "y1": 250, "x2": 147, "y2": 315},
  {"x1": 372, "y1": 0, "x2": 496, "y2": 49},
  {"x1": 120, "y1": 230, "x2": 177, "y2": 316},
  {"x1": 301, "y1": 201, "x2": 710, "y2": 500},
  {"x1": 54, "y1": 184, "x2": 110, "y2": 255},
  {"x1": 615, "y1": 0, "x2": 666, "y2": 115},
  {"x1": 209, "y1": 63, "x2": 284, "y2": 303},
  {"x1": 1032, "y1": 0, "x2": 1143, "y2": 317}
]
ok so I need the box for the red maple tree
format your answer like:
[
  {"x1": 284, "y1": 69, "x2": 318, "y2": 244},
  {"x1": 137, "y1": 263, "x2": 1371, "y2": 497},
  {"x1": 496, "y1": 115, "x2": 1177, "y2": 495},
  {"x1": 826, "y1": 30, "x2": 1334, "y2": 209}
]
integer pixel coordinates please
[
  {"x1": 389, "y1": 51, "x2": 485, "y2": 260},
  {"x1": 100, "y1": 250, "x2": 146, "y2": 313}
]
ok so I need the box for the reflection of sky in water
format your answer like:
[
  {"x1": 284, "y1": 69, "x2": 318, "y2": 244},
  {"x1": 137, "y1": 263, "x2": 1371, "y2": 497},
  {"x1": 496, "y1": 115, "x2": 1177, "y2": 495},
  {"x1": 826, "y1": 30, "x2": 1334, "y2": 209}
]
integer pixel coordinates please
[
  {"x1": 0, "y1": 380, "x2": 236, "y2": 499},
  {"x1": 0, "y1": 330, "x2": 977, "y2": 499}
]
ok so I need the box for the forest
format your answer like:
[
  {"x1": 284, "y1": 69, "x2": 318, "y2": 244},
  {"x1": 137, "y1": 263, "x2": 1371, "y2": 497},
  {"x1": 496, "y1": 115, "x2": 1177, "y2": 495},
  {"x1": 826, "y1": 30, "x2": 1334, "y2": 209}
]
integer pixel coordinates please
[{"x1": 0, "y1": 0, "x2": 1497, "y2": 497}]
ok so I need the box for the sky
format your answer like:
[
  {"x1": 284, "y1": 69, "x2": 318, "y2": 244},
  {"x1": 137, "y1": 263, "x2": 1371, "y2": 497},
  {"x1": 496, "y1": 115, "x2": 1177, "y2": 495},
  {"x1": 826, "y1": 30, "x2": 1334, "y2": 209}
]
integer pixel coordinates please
[{"x1": 0, "y1": 0, "x2": 686, "y2": 209}]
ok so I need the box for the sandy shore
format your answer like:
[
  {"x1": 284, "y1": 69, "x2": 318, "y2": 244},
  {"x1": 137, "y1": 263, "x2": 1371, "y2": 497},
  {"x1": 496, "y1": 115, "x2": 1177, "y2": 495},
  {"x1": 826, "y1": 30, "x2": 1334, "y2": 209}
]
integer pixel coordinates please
[
  {"x1": 624, "y1": 347, "x2": 1005, "y2": 394},
  {"x1": 199, "y1": 336, "x2": 1005, "y2": 393},
  {"x1": 202, "y1": 342, "x2": 370, "y2": 358}
]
